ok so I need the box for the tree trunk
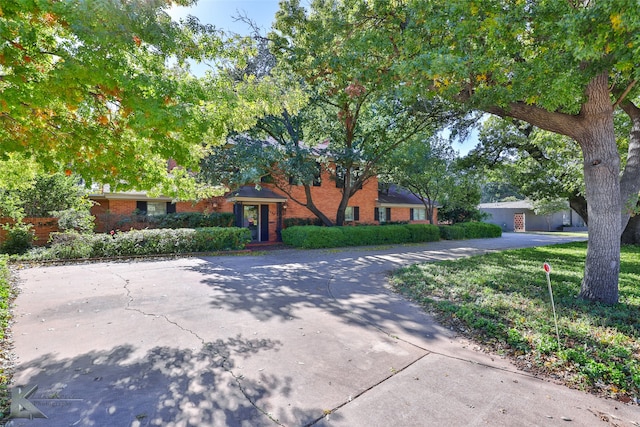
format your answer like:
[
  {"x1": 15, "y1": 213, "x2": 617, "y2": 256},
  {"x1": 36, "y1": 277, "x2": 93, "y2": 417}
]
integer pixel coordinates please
[
  {"x1": 621, "y1": 213, "x2": 640, "y2": 244},
  {"x1": 302, "y1": 185, "x2": 334, "y2": 226},
  {"x1": 575, "y1": 75, "x2": 620, "y2": 304},
  {"x1": 568, "y1": 194, "x2": 588, "y2": 225},
  {"x1": 489, "y1": 74, "x2": 622, "y2": 304}
]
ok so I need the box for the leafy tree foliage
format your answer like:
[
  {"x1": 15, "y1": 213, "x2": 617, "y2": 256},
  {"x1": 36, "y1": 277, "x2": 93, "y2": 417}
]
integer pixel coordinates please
[
  {"x1": 381, "y1": 137, "x2": 456, "y2": 224},
  {"x1": 393, "y1": 0, "x2": 640, "y2": 303},
  {"x1": 480, "y1": 182, "x2": 524, "y2": 204},
  {"x1": 466, "y1": 117, "x2": 588, "y2": 221},
  {"x1": 0, "y1": 0, "x2": 278, "y2": 199},
  {"x1": 532, "y1": 198, "x2": 571, "y2": 232},
  {"x1": 270, "y1": 0, "x2": 458, "y2": 225},
  {"x1": 12, "y1": 173, "x2": 91, "y2": 218},
  {"x1": 436, "y1": 162, "x2": 485, "y2": 224}
]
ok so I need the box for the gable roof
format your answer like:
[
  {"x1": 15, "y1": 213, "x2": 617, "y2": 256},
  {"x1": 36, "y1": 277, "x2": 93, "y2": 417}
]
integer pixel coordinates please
[{"x1": 377, "y1": 186, "x2": 431, "y2": 208}]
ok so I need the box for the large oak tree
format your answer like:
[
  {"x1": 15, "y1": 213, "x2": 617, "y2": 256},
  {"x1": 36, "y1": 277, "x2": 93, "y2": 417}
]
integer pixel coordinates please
[
  {"x1": 396, "y1": 0, "x2": 640, "y2": 304},
  {"x1": 271, "y1": 0, "x2": 457, "y2": 225}
]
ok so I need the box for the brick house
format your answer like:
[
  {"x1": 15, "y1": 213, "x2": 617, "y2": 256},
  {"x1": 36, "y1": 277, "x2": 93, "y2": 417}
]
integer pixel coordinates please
[{"x1": 89, "y1": 169, "x2": 437, "y2": 243}]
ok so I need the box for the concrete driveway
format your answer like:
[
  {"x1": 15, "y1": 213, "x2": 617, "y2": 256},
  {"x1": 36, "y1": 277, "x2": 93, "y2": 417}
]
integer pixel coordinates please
[{"x1": 8, "y1": 233, "x2": 640, "y2": 426}]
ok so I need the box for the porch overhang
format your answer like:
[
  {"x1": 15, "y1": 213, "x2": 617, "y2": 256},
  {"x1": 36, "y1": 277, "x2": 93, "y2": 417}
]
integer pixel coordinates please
[{"x1": 226, "y1": 186, "x2": 288, "y2": 204}]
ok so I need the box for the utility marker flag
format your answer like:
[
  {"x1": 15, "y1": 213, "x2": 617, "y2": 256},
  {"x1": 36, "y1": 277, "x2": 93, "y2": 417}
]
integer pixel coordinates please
[{"x1": 543, "y1": 262, "x2": 561, "y2": 350}]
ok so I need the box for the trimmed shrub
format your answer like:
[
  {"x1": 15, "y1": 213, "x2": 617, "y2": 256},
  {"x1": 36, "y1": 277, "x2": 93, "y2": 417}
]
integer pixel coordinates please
[
  {"x1": 439, "y1": 225, "x2": 466, "y2": 240},
  {"x1": 459, "y1": 222, "x2": 502, "y2": 238},
  {"x1": 50, "y1": 208, "x2": 95, "y2": 233},
  {"x1": 282, "y1": 226, "x2": 348, "y2": 249},
  {"x1": 282, "y1": 224, "x2": 440, "y2": 249},
  {"x1": 152, "y1": 212, "x2": 235, "y2": 229},
  {"x1": 46, "y1": 227, "x2": 250, "y2": 259},
  {"x1": 405, "y1": 224, "x2": 441, "y2": 243},
  {"x1": 48, "y1": 231, "x2": 93, "y2": 258},
  {"x1": 284, "y1": 217, "x2": 324, "y2": 228},
  {"x1": 0, "y1": 223, "x2": 35, "y2": 255}
]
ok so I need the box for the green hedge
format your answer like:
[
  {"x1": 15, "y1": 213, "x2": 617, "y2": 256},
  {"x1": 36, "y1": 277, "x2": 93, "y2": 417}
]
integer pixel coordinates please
[
  {"x1": 0, "y1": 255, "x2": 11, "y2": 420},
  {"x1": 282, "y1": 224, "x2": 440, "y2": 249},
  {"x1": 439, "y1": 225, "x2": 466, "y2": 240},
  {"x1": 283, "y1": 223, "x2": 501, "y2": 249},
  {"x1": 283, "y1": 217, "x2": 324, "y2": 228},
  {"x1": 151, "y1": 212, "x2": 235, "y2": 229},
  {"x1": 43, "y1": 227, "x2": 251, "y2": 259},
  {"x1": 439, "y1": 222, "x2": 502, "y2": 240},
  {"x1": 458, "y1": 222, "x2": 502, "y2": 238}
]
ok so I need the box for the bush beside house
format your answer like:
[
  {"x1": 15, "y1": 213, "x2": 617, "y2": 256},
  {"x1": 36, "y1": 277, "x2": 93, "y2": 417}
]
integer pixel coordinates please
[
  {"x1": 282, "y1": 223, "x2": 442, "y2": 249},
  {"x1": 24, "y1": 227, "x2": 251, "y2": 260}
]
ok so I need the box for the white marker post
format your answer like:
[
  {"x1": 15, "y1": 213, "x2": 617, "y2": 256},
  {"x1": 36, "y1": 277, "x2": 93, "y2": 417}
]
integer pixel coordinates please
[{"x1": 543, "y1": 262, "x2": 561, "y2": 351}]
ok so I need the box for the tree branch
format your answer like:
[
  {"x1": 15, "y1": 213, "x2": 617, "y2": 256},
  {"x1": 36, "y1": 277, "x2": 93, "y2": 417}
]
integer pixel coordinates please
[
  {"x1": 612, "y1": 79, "x2": 638, "y2": 110},
  {"x1": 484, "y1": 103, "x2": 585, "y2": 140}
]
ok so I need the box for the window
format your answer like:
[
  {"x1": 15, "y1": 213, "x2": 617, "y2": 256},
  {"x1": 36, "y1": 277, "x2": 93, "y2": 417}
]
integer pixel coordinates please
[
  {"x1": 289, "y1": 163, "x2": 321, "y2": 186},
  {"x1": 411, "y1": 208, "x2": 426, "y2": 221},
  {"x1": 336, "y1": 166, "x2": 345, "y2": 188},
  {"x1": 345, "y1": 206, "x2": 360, "y2": 222},
  {"x1": 375, "y1": 207, "x2": 391, "y2": 223},
  {"x1": 136, "y1": 201, "x2": 175, "y2": 216},
  {"x1": 261, "y1": 174, "x2": 275, "y2": 184},
  {"x1": 335, "y1": 166, "x2": 362, "y2": 189},
  {"x1": 147, "y1": 201, "x2": 168, "y2": 216}
]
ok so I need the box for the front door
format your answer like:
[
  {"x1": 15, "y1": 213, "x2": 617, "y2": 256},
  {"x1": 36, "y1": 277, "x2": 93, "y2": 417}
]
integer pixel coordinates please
[
  {"x1": 514, "y1": 212, "x2": 525, "y2": 232},
  {"x1": 260, "y1": 204, "x2": 270, "y2": 242},
  {"x1": 244, "y1": 205, "x2": 259, "y2": 242}
]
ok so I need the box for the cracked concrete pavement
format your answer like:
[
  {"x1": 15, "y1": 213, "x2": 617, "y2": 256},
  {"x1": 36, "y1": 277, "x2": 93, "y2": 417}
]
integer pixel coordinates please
[{"x1": 8, "y1": 232, "x2": 640, "y2": 426}]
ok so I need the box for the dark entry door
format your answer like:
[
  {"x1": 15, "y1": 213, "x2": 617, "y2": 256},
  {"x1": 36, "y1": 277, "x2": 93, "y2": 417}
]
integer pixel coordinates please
[
  {"x1": 260, "y1": 205, "x2": 269, "y2": 242},
  {"x1": 244, "y1": 205, "x2": 259, "y2": 242}
]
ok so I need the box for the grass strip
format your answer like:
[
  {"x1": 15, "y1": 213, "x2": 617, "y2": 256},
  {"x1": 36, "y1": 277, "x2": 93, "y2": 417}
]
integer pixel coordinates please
[
  {"x1": 0, "y1": 255, "x2": 14, "y2": 421},
  {"x1": 391, "y1": 242, "x2": 640, "y2": 403}
]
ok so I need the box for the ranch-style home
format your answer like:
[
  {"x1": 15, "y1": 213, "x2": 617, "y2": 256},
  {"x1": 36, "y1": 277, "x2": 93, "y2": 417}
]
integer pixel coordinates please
[
  {"x1": 90, "y1": 169, "x2": 437, "y2": 243},
  {"x1": 478, "y1": 200, "x2": 587, "y2": 232}
]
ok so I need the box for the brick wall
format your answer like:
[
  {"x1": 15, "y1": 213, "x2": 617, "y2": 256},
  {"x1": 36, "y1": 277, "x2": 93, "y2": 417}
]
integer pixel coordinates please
[
  {"x1": 387, "y1": 207, "x2": 438, "y2": 224},
  {"x1": 87, "y1": 168, "x2": 430, "y2": 241},
  {"x1": 270, "y1": 169, "x2": 379, "y2": 224},
  {"x1": 0, "y1": 217, "x2": 60, "y2": 247}
]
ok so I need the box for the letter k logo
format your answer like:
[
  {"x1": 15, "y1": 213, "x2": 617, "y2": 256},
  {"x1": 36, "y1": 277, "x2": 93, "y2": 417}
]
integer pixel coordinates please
[{"x1": 10, "y1": 385, "x2": 47, "y2": 419}]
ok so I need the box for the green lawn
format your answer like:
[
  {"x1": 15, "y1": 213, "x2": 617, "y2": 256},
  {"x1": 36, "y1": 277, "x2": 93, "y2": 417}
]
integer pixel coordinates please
[{"x1": 392, "y1": 242, "x2": 640, "y2": 403}]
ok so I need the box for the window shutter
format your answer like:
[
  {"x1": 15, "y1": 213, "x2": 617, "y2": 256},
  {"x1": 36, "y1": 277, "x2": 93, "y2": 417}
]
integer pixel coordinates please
[
  {"x1": 136, "y1": 201, "x2": 147, "y2": 214},
  {"x1": 374, "y1": 207, "x2": 379, "y2": 221},
  {"x1": 335, "y1": 166, "x2": 345, "y2": 188},
  {"x1": 166, "y1": 202, "x2": 176, "y2": 214},
  {"x1": 410, "y1": 208, "x2": 414, "y2": 221},
  {"x1": 386, "y1": 208, "x2": 391, "y2": 222},
  {"x1": 353, "y1": 206, "x2": 360, "y2": 221},
  {"x1": 233, "y1": 203, "x2": 243, "y2": 227},
  {"x1": 313, "y1": 162, "x2": 322, "y2": 186}
]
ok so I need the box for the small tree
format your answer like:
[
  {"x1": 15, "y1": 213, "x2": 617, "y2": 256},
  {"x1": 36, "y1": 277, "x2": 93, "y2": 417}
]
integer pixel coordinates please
[
  {"x1": 15, "y1": 173, "x2": 93, "y2": 217},
  {"x1": 382, "y1": 137, "x2": 456, "y2": 224},
  {"x1": 437, "y1": 164, "x2": 485, "y2": 224},
  {"x1": 533, "y1": 198, "x2": 570, "y2": 232}
]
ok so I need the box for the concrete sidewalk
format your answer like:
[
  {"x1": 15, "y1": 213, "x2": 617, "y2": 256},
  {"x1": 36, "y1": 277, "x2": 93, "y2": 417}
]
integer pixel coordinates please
[{"x1": 8, "y1": 233, "x2": 640, "y2": 426}]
